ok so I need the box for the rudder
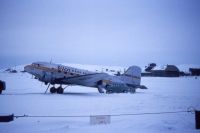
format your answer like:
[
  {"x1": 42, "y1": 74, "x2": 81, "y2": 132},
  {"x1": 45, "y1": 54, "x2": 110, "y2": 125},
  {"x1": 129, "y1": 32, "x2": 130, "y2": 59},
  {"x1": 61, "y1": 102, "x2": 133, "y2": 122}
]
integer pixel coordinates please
[{"x1": 123, "y1": 66, "x2": 141, "y2": 85}]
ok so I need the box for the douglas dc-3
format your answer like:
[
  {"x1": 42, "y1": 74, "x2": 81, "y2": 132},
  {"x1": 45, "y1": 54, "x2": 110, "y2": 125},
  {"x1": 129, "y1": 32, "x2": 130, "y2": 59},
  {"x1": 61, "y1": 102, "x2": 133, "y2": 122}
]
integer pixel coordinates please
[{"x1": 24, "y1": 62, "x2": 147, "y2": 94}]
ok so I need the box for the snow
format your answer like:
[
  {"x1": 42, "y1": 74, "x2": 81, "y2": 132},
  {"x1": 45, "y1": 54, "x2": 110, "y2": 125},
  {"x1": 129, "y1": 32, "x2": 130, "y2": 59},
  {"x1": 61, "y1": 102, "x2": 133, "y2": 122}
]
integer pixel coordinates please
[{"x1": 0, "y1": 64, "x2": 200, "y2": 133}]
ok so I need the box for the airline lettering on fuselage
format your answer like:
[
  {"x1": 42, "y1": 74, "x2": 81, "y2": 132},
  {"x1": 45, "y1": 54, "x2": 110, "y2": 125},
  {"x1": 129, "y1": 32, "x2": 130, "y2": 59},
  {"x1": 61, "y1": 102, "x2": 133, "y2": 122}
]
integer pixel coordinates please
[
  {"x1": 58, "y1": 65, "x2": 70, "y2": 72},
  {"x1": 58, "y1": 65, "x2": 86, "y2": 75}
]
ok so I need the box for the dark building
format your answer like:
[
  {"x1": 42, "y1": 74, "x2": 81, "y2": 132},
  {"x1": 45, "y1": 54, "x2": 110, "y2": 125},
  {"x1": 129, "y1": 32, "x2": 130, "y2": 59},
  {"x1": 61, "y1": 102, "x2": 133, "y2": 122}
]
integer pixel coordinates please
[
  {"x1": 189, "y1": 68, "x2": 200, "y2": 76},
  {"x1": 142, "y1": 65, "x2": 180, "y2": 77}
]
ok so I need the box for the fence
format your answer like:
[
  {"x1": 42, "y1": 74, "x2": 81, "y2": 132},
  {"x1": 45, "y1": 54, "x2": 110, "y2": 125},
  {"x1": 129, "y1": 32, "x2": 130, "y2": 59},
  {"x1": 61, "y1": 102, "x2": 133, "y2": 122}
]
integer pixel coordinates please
[{"x1": 0, "y1": 107, "x2": 199, "y2": 129}]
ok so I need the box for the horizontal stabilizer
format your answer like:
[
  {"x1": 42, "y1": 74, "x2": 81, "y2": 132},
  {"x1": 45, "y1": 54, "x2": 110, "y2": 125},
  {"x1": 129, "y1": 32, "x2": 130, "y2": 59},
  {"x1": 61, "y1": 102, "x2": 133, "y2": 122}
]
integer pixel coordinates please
[{"x1": 137, "y1": 85, "x2": 148, "y2": 89}]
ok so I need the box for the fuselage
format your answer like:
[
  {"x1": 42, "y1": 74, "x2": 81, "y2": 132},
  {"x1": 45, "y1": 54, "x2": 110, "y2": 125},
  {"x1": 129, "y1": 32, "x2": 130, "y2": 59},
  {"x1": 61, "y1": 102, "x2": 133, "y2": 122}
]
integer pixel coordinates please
[
  {"x1": 24, "y1": 62, "x2": 125, "y2": 87},
  {"x1": 24, "y1": 62, "x2": 143, "y2": 93}
]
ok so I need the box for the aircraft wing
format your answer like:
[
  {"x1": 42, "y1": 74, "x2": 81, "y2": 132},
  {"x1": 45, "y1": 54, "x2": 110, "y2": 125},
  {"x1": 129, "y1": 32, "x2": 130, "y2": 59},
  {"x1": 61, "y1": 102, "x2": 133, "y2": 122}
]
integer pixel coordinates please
[{"x1": 54, "y1": 73, "x2": 109, "y2": 87}]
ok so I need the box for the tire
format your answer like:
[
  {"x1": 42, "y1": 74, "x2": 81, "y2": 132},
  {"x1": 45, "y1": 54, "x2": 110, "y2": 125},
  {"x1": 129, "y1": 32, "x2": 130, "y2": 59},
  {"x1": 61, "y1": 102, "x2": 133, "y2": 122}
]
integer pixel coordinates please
[
  {"x1": 57, "y1": 87, "x2": 64, "y2": 94},
  {"x1": 50, "y1": 87, "x2": 57, "y2": 93},
  {"x1": 106, "y1": 90, "x2": 112, "y2": 94},
  {"x1": 130, "y1": 88, "x2": 136, "y2": 94},
  {"x1": 0, "y1": 90, "x2": 2, "y2": 94},
  {"x1": 123, "y1": 90, "x2": 128, "y2": 93}
]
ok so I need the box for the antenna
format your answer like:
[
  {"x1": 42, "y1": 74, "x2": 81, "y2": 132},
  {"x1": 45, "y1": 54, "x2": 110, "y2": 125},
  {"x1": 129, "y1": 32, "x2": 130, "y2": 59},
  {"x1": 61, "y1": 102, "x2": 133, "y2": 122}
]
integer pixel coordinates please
[{"x1": 50, "y1": 58, "x2": 53, "y2": 64}]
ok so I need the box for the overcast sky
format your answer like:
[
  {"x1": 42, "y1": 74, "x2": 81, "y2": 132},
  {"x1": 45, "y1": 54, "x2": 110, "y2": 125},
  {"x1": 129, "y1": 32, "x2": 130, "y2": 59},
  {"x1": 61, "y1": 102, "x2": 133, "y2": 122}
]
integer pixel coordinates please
[{"x1": 0, "y1": 0, "x2": 200, "y2": 69}]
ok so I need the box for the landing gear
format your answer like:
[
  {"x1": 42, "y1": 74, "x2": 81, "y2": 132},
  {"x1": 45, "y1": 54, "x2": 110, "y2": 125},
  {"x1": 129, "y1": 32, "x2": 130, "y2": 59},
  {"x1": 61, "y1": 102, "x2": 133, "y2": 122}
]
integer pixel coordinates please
[
  {"x1": 129, "y1": 88, "x2": 136, "y2": 93},
  {"x1": 97, "y1": 87, "x2": 105, "y2": 93},
  {"x1": 44, "y1": 83, "x2": 65, "y2": 94},
  {"x1": 106, "y1": 90, "x2": 113, "y2": 94},
  {"x1": 57, "y1": 86, "x2": 64, "y2": 94},
  {"x1": 45, "y1": 83, "x2": 51, "y2": 94},
  {"x1": 49, "y1": 86, "x2": 64, "y2": 94},
  {"x1": 50, "y1": 87, "x2": 57, "y2": 93},
  {"x1": 123, "y1": 90, "x2": 128, "y2": 93},
  {"x1": 97, "y1": 80, "x2": 105, "y2": 93}
]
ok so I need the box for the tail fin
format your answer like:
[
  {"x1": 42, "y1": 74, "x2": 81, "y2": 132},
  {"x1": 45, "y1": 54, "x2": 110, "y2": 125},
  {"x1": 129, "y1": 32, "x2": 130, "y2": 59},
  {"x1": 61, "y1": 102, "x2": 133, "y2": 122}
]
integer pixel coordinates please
[{"x1": 122, "y1": 66, "x2": 141, "y2": 85}]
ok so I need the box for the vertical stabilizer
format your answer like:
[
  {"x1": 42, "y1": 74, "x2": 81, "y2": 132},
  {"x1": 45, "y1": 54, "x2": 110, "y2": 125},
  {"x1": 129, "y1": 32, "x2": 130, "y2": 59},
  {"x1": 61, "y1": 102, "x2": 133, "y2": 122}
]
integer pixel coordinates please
[{"x1": 122, "y1": 66, "x2": 141, "y2": 85}]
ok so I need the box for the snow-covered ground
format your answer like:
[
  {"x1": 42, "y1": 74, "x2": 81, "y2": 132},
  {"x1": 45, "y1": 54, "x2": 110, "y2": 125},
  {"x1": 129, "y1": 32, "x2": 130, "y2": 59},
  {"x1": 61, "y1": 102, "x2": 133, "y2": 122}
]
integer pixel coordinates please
[{"x1": 0, "y1": 64, "x2": 200, "y2": 133}]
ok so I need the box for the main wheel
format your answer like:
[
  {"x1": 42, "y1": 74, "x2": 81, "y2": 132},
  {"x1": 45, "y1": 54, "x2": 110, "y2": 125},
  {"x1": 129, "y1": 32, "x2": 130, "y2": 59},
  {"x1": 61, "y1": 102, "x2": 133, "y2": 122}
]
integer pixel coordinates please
[
  {"x1": 50, "y1": 87, "x2": 57, "y2": 93},
  {"x1": 57, "y1": 87, "x2": 64, "y2": 94},
  {"x1": 123, "y1": 90, "x2": 128, "y2": 93},
  {"x1": 106, "y1": 90, "x2": 113, "y2": 94},
  {"x1": 0, "y1": 90, "x2": 2, "y2": 94}
]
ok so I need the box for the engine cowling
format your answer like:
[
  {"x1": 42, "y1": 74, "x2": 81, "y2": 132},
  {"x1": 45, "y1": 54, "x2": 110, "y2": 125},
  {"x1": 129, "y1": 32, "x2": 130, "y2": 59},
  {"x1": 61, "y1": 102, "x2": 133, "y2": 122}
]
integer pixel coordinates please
[
  {"x1": 105, "y1": 83, "x2": 130, "y2": 93},
  {"x1": 97, "y1": 80, "x2": 135, "y2": 93},
  {"x1": 39, "y1": 71, "x2": 55, "y2": 84}
]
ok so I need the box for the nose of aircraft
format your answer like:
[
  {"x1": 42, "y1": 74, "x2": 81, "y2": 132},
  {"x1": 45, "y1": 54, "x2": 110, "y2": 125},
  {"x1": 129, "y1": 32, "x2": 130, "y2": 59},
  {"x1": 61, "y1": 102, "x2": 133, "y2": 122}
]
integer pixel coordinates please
[{"x1": 24, "y1": 65, "x2": 32, "y2": 73}]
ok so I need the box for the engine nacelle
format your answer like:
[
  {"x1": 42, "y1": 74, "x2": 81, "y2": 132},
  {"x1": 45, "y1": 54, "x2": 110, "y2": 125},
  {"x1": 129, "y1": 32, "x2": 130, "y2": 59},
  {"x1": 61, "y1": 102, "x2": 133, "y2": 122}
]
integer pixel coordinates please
[
  {"x1": 38, "y1": 71, "x2": 55, "y2": 84},
  {"x1": 105, "y1": 83, "x2": 130, "y2": 93}
]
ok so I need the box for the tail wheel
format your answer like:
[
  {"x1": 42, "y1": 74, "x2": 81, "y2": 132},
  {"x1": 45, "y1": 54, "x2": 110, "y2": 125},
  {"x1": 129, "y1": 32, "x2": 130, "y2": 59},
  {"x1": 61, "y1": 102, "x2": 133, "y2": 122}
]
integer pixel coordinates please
[
  {"x1": 57, "y1": 87, "x2": 64, "y2": 94},
  {"x1": 130, "y1": 88, "x2": 136, "y2": 93},
  {"x1": 50, "y1": 87, "x2": 57, "y2": 93}
]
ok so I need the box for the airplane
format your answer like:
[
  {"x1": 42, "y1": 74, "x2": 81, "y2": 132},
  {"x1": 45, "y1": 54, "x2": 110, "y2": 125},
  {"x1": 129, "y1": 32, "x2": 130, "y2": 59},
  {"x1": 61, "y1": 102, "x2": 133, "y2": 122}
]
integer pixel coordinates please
[{"x1": 24, "y1": 62, "x2": 147, "y2": 94}]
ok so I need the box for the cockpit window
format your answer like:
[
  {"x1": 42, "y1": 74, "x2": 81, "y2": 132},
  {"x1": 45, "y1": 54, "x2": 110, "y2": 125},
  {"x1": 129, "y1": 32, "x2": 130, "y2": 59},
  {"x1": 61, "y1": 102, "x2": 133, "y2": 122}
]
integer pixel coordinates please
[{"x1": 32, "y1": 63, "x2": 40, "y2": 67}]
